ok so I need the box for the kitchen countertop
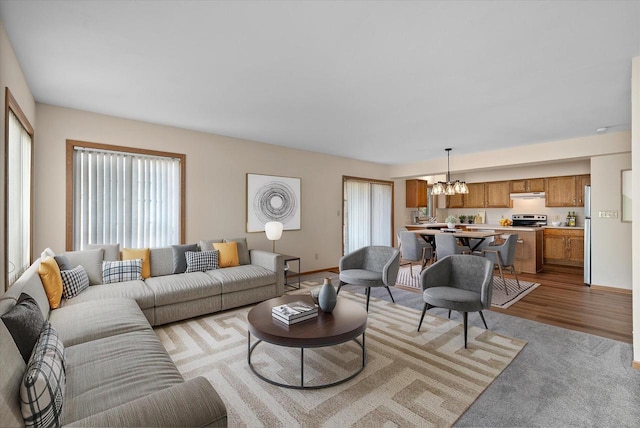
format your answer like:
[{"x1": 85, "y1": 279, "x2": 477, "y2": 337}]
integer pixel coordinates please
[{"x1": 406, "y1": 223, "x2": 584, "y2": 231}]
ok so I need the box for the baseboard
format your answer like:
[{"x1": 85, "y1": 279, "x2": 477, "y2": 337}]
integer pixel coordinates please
[
  {"x1": 632, "y1": 360, "x2": 640, "y2": 370},
  {"x1": 300, "y1": 267, "x2": 339, "y2": 275},
  {"x1": 589, "y1": 284, "x2": 632, "y2": 294}
]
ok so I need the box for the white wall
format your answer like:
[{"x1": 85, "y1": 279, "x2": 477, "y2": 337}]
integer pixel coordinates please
[
  {"x1": 34, "y1": 104, "x2": 391, "y2": 272},
  {"x1": 0, "y1": 21, "x2": 36, "y2": 288},
  {"x1": 631, "y1": 57, "x2": 640, "y2": 364}
]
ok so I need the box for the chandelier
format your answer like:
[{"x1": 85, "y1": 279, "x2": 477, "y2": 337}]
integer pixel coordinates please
[{"x1": 431, "y1": 148, "x2": 469, "y2": 195}]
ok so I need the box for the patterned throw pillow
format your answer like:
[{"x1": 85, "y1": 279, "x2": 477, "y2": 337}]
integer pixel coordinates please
[
  {"x1": 102, "y1": 259, "x2": 143, "y2": 284},
  {"x1": 20, "y1": 322, "x2": 65, "y2": 428},
  {"x1": 60, "y1": 266, "x2": 90, "y2": 299},
  {"x1": 185, "y1": 250, "x2": 219, "y2": 273}
]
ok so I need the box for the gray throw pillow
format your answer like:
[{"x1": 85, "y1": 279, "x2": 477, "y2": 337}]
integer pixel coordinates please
[
  {"x1": 64, "y1": 248, "x2": 104, "y2": 285},
  {"x1": 1, "y1": 293, "x2": 45, "y2": 363},
  {"x1": 87, "y1": 243, "x2": 120, "y2": 261},
  {"x1": 198, "y1": 239, "x2": 223, "y2": 252},
  {"x1": 171, "y1": 244, "x2": 198, "y2": 273},
  {"x1": 53, "y1": 255, "x2": 72, "y2": 271},
  {"x1": 224, "y1": 237, "x2": 250, "y2": 265}
]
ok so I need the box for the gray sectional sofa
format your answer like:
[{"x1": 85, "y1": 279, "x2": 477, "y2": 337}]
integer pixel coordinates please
[{"x1": 0, "y1": 241, "x2": 285, "y2": 427}]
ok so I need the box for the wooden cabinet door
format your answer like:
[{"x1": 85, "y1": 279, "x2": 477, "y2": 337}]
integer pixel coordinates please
[
  {"x1": 485, "y1": 181, "x2": 510, "y2": 208},
  {"x1": 576, "y1": 175, "x2": 591, "y2": 207},
  {"x1": 406, "y1": 179, "x2": 427, "y2": 207},
  {"x1": 446, "y1": 192, "x2": 464, "y2": 208},
  {"x1": 528, "y1": 178, "x2": 545, "y2": 192},
  {"x1": 510, "y1": 180, "x2": 527, "y2": 193},
  {"x1": 464, "y1": 183, "x2": 485, "y2": 207},
  {"x1": 545, "y1": 176, "x2": 577, "y2": 207},
  {"x1": 543, "y1": 232, "x2": 566, "y2": 264},
  {"x1": 567, "y1": 236, "x2": 584, "y2": 265}
]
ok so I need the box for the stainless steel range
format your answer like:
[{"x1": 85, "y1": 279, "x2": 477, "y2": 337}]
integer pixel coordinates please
[{"x1": 512, "y1": 214, "x2": 547, "y2": 227}]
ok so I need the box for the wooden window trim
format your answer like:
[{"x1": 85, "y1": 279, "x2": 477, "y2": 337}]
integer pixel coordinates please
[{"x1": 65, "y1": 139, "x2": 186, "y2": 250}]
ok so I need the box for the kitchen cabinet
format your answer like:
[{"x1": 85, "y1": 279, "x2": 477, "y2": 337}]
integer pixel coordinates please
[
  {"x1": 484, "y1": 181, "x2": 511, "y2": 208},
  {"x1": 464, "y1": 183, "x2": 485, "y2": 208},
  {"x1": 545, "y1": 175, "x2": 591, "y2": 207},
  {"x1": 406, "y1": 179, "x2": 427, "y2": 207},
  {"x1": 511, "y1": 178, "x2": 545, "y2": 193},
  {"x1": 446, "y1": 192, "x2": 464, "y2": 208},
  {"x1": 543, "y1": 228, "x2": 584, "y2": 267}
]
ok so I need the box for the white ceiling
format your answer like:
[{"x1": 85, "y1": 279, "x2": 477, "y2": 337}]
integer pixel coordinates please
[{"x1": 1, "y1": 1, "x2": 639, "y2": 165}]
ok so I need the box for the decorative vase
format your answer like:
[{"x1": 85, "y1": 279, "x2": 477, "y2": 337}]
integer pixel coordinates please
[
  {"x1": 318, "y1": 278, "x2": 337, "y2": 312},
  {"x1": 447, "y1": 222, "x2": 455, "y2": 229}
]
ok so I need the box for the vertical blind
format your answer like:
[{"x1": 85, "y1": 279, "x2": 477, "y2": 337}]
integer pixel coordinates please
[
  {"x1": 7, "y1": 110, "x2": 32, "y2": 286},
  {"x1": 73, "y1": 147, "x2": 181, "y2": 250},
  {"x1": 343, "y1": 178, "x2": 392, "y2": 254}
]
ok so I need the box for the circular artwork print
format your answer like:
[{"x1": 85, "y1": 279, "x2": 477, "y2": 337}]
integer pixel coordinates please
[{"x1": 253, "y1": 181, "x2": 298, "y2": 224}]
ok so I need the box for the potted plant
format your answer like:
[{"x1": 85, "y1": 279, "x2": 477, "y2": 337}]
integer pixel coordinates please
[
  {"x1": 445, "y1": 215, "x2": 457, "y2": 229},
  {"x1": 458, "y1": 215, "x2": 466, "y2": 224}
]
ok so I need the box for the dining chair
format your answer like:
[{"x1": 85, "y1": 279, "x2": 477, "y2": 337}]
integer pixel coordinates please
[
  {"x1": 435, "y1": 233, "x2": 469, "y2": 261},
  {"x1": 482, "y1": 234, "x2": 520, "y2": 294},
  {"x1": 398, "y1": 231, "x2": 432, "y2": 271},
  {"x1": 418, "y1": 254, "x2": 494, "y2": 348},
  {"x1": 337, "y1": 246, "x2": 401, "y2": 312}
]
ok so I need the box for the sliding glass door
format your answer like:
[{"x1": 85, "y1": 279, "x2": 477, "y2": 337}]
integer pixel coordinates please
[{"x1": 343, "y1": 176, "x2": 394, "y2": 255}]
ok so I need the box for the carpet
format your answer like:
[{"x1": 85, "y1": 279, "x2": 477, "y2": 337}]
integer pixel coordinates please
[
  {"x1": 395, "y1": 265, "x2": 540, "y2": 309},
  {"x1": 155, "y1": 289, "x2": 525, "y2": 427}
]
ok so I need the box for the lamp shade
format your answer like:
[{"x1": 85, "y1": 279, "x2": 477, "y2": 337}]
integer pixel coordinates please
[{"x1": 265, "y1": 221, "x2": 283, "y2": 241}]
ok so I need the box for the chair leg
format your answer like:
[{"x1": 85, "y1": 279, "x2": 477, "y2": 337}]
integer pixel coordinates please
[
  {"x1": 385, "y1": 286, "x2": 395, "y2": 303},
  {"x1": 463, "y1": 312, "x2": 468, "y2": 349},
  {"x1": 511, "y1": 266, "x2": 521, "y2": 289},
  {"x1": 365, "y1": 287, "x2": 371, "y2": 312},
  {"x1": 478, "y1": 311, "x2": 488, "y2": 329},
  {"x1": 418, "y1": 303, "x2": 428, "y2": 331},
  {"x1": 337, "y1": 281, "x2": 345, "y2": 295},
  {"x1": 448, "y1": 309, "x2": 451, "y2": 319},
  {"x1": 495, "y1": 258, "x2": 508, "y2": 295}
]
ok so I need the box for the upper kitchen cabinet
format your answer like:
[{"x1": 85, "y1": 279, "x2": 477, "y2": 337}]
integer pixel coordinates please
[
  {"x1": 511, "y1": 178, "x2": 545, "y2": 193},
  {"x1": 545, "y1": 175, "x2": 591, "y2": 207},
  {"x1": 464, "y1": 183, "x2": 485, "y2": 208},
  {"x1": 484, "y1": 181, "x2": 511, "y2": 208},
  {"x1": 446, "y1": 192, "x2": 464, "y2": 208},
  {"x1": 406, "y1": 179, "x2": 427, "y2": 207}
]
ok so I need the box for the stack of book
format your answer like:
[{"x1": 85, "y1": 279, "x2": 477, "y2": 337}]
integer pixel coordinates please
[{"x1": 272, "y1": 301, "x2": 318, "y2": 325}]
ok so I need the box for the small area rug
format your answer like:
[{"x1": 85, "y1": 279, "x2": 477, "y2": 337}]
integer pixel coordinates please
[
  {"x1": 396, "y1": 265, "x2": 540, "y2": 309},
  {"x1": 155, "y1": 287, "x2": 526, "y2": 426}
]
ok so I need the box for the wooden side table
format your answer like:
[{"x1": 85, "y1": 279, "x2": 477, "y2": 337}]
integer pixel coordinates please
[{"x1": 281, "y1": 254, "x2": 301, "y2": 290}]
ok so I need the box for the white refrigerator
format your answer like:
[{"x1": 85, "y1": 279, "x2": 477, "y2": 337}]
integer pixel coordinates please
[{"x1": 584, "y1": 185, "x2": 591, "y2": 285}]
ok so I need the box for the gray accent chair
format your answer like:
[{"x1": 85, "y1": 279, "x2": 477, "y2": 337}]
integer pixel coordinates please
[
  {"x1": 435, "y1": 233, "x2": 469, "y2": 260},
  {"x1": 418, "y1": 255, "x2": 494, "y2": 348},
  {"x1": 482, "y1": 233, "x2": 520, "y2": 295},
  {"x1": 398, "y1": 231, "x2": 432, "y2": 271},
  {"x1": 338, "y1": 246, "x2": 401, "y2": 312}
]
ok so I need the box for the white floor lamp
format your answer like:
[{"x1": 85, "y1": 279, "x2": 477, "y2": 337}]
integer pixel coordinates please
[{"x1": 264, "y1": 221, "x2": 283, "y2": 253}]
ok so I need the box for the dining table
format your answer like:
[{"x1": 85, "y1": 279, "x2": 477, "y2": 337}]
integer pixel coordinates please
[{"x1": 411, "y1": 228, "x2": 500, "y2": 253}]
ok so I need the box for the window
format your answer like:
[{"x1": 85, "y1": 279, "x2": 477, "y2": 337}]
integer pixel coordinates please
[
  {"x1": 5, "y1": 88, "x2": 34, "y2": 289},
  {"x1": 66, "y1": 140, "x2": 185, "y2": 250},
  {"x1": 343, "y1": 176, "x2": 394, "y2": 255}
]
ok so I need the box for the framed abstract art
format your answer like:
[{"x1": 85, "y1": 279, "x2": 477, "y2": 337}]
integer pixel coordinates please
[{"x1": 246, "y1": 173, "x2": 301, "y2": 232}]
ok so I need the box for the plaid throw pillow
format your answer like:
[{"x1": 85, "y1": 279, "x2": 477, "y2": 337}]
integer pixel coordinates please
[
  {"x1": 20, "y1": 322, "x2": 65, "y2": 428},
  {"x1": 102, "y1": 259, "x2": 142, "y2": 284},
  {"x1": 60, "y1": 266, "x2": 90, "y2": 299},
  {"x1": 185, "y1": 250, "x2": 219, "y2": 273}
]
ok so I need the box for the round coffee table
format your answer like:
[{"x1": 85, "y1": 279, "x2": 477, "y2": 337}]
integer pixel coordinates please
[{"x1": 247, "y1": 294, "x2": 367, "y2": 389}]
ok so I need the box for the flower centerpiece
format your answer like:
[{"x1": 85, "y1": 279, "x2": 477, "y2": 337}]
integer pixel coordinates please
[{"x1": 445, "y1": 215, "x2": 457, "y2": 230}]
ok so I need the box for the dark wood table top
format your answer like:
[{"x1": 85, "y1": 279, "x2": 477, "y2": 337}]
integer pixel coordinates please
[{"x1": 247, "y1": 295, "x2": 367, "y2": 348}]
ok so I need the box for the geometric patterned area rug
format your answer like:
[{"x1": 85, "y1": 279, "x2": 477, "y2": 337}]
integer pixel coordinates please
[
  {"x1": 396, "y1": 265, "x2": 540, "y2": 309},
  {"x1": 155, "y1": 287, "x2": 526, "y2": 427}
]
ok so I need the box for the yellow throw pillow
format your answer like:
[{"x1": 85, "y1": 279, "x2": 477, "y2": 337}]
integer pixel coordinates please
[
  {"x1": 122, "y1": 248, "x2": 151, "y2": 278},
  {"x1": 38, "y1": 256, "x2": 63, "y2": 309},
  {"x1": 213, "y1": 242, "x2": 239, "y2": 268}
]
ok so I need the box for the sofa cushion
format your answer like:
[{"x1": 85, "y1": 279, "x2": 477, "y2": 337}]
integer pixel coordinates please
[
  {"x1": 63, "y1": 329, "x2": 183, "y2": 425},
  {"x1": 87, "y1": 243, "x2": 120, "y2": 261},
  {"x1": 54, "y1": 255, "x2": 72, "y2": 271},
  {"x1": 171, "y1": 244, "x2": 198, "y2": 274},
  {"x1": 64, "y1": 248, "x2": 105, "y2": 285},
  {"x1": 38, "y1": 257, "x2": 63, "y2": 309},
  {"x1": 149, "y1": 247, "x2": 174, "y2": 277},
  {"x1": 213, "y1": 242, "x2": 239, "y2": 268},
  {"x1": 198, "y1": 239, "x2": 223, "y2": 252},
  {"x1": 102, "y1": 259, "x2": 143, "y2": 284},
  {"x1": 206, "y1": 265, "x2": 276, "y2": 293},
  {"x1": 145, "y1": 272, "x2": 222, "y2": 306},
  {"x1": 185, "y1": 250, "x2": 219, "y2": 273},
  {"x1": 1, "y1": 262, "x2": 50, "y2": 321},
  {"x1": 122, "y1": 248, "x2": 151, "y2": 278},
  {"x1": 224, "y1": 237, "x2": 250, "y2": 265},
  {"x1": 20, "y1": 322, "x2": 65, "y2": 428},
  {"x1": 49, "y1": 298, "x2": 151, "y2": 347},
  {"x1": 59, "y1": 280, "x2": 154, "y2": 310},
  {"x1": 60, "y1": 266, "x2": 90, "y2": 299},
  {"x1": 1, "y1": 293, "x2": 44, "y2": 363}
]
